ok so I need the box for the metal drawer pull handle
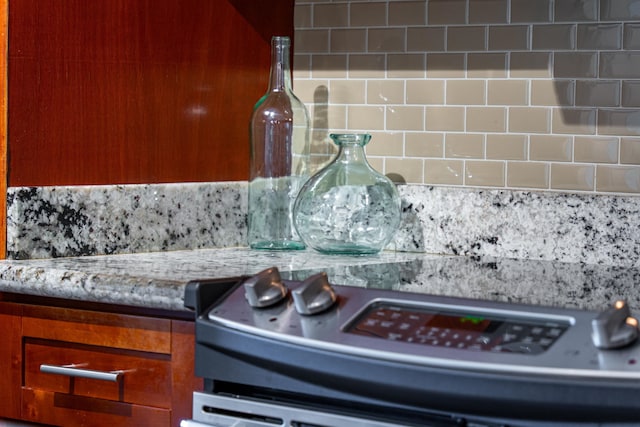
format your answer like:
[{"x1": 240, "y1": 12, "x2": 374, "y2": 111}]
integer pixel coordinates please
[{"x1": 40, "y1": 363, "x2": 123, "y2": 382}]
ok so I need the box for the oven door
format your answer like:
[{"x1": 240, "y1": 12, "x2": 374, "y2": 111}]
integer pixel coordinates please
[{"x1": 181, "y1": 392, "x2": 463, "y2": 427}]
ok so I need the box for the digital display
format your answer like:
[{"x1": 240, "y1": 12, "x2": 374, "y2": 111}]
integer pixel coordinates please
[
  {"x1": 346, "y1": 303, "x2": 568, "y2": 354},
  {"x1": 425, "y1": 313, "x2": 499, "y2": 333}
]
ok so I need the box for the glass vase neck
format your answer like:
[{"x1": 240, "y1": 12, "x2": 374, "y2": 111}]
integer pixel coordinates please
[{"x1": 330, "y1": 133, "x2": 370, "y2": 164}]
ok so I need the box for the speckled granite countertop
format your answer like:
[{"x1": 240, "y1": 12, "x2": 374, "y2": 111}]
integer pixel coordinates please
[
  {"x1": 7, "y1": 183, "x2": 640, "y2": 268},
  {"x1": 3, "y1": 182, "x2": 640, "y2": 316},
  {"x1": 0, "y1": 247, "x2": 637, "y2": 314}
]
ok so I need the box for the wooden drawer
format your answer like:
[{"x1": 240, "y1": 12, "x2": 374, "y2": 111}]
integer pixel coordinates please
[
  {"x1": 19, "y1": 305, "x2": 180, "y2": 426},
  {"x1": 24, "y1": 338, "x2": 172, "y2": 407},
  {"x1": 21, "y1": 305, "x2": 172, "y2": 353}
]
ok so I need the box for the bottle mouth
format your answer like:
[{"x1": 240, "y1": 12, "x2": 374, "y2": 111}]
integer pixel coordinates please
[
  {"x1": 329, "y1": 133, "x2": 371, "y2": 146},
  {"x1": 272, "y1": 36, "x2": 291, "y2": 46}
]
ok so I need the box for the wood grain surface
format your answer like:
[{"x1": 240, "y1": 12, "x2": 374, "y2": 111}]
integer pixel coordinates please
[{"x1": 7, "y1": 0, "x2": 294, "y2": 186}]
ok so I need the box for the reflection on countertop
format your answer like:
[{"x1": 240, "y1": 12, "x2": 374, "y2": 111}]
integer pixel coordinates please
[{"x1": 0, "y1": 247, "x2": 637, "y2": 313}]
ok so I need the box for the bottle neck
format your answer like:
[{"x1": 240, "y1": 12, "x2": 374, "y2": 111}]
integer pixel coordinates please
[{"x1": 268, "y1": 37, "x2": 292, "y2": 92}]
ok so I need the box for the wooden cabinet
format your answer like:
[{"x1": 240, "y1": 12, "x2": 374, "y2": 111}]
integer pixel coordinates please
[
  {"x1": 6, "y1": 0, "x2": 294, "y2": 187},
  {"x1": 0, "y1": 1, "x2": 7, "y2": 259},
  {"x1": 0, "y1": 302, "x2": 21, "y2": 419},
  {"x1": 0, "y1": 299, "x2": 200, "y2": 427}
]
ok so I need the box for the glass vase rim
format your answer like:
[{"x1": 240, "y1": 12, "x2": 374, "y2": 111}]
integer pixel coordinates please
[{"x1": 329, "y1": 133, "x2": 371, "y2": 147}]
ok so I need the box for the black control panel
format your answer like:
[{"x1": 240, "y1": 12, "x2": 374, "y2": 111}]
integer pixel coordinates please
[{"x1": 347, "y1": 302, "x2": 570, "y2": 354}]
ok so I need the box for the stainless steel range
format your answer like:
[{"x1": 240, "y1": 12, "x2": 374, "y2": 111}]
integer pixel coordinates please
[{"x1": 180, "y1": 265, "x2": 640, "y2": 427}]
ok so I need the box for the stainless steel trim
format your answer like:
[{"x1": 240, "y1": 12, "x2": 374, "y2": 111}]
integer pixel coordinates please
[
  {"x1": 180, "y1": 420, "x2": 216, "y2": 427},
  {"x1": 191, "y1": 392, "x2": 413, "y2": 427},
  {"x1": 40, "y1": 363, "x2": 123, "y2": 382}
]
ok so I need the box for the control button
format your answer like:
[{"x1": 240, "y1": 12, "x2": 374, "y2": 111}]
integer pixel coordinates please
[
  {"x1": 291, "y1": 272, "x2": 337, "y2": 315},
  {"x1": 547, "y1": 328, "x2": 563, "y2": 337},
  {"x1": 243, "y1": 267, "x2": 288, "y2": 308},
  {"x1": 592, "y1": 300, "x2": 639, "y2": 349},
  {"x1": 538, "y1": 338, "x2": 552, "y2": 346},
  {"x1": 477, "y1": 335, "x2": 491, "y2": 345},
  {"x1": 502, "y1": 333, "x2": 518, "y2": 342},
  {"x1": 501, "y1": 342, "x2": 545, "y2": 355}
]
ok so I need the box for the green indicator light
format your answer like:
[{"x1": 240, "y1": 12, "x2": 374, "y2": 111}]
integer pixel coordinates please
[{"x1": 460, "y1": 316, "x2": 484, "y2": 324}]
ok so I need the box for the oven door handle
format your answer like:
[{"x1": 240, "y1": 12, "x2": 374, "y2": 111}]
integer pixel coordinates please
[
  {"x1": 40, "y1": 363, "x2": 123, "y2": 382},
  {"x1": 179, "y1": 421, "x2": 217, "y2": 427}
]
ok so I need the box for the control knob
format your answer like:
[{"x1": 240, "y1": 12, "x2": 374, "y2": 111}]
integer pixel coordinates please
[
  {"x1": 592, "y1": 300, "x2": 639, "y2": 349},
  {"x1": 243, "y1": 267, "x2": 288, "y2": 308},
  {"x1": 292, "y1": 272, "x2": 337, "y2": 315}
]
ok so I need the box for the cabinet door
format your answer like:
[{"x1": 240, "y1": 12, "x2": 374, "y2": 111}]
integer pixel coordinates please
[
  {"x1": 0, "y1": 302, "x2": 21, "y2": 419},
  {"x1": 8, "y1": 0, "x2": 294, "y2": 186}
]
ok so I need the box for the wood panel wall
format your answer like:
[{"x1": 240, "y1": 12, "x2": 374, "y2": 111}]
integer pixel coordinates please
[{"x1": 7, "y1": 0, "x2": 294, "y2": 186}]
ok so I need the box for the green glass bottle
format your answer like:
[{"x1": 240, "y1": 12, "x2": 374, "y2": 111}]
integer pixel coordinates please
[{"x1": 248, "y1": 36, "x2": 310, "y2": 250}]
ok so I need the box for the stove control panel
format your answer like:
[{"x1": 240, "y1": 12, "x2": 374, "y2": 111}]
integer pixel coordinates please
[
  {"x1": 346, "y1": 302, "x2": 569, "y2": 355},
  {"x1": 206, "y1": 267, "x2": 640, "y2": 379}
]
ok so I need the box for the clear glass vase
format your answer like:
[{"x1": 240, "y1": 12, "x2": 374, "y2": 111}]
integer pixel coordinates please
[{"x1": 293, "y1": 133, "x2": 401, "y2": 255}]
